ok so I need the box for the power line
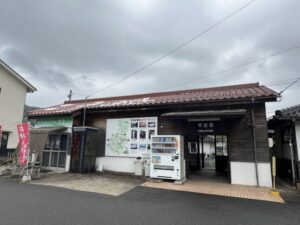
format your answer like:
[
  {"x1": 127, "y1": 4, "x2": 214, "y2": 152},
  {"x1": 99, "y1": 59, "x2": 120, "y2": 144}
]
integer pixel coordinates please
[
  {"x1": 279, "y1": 78, "x2": 300, "y2": 94},
  {"x1": 266, "y1": 77, "x2": 300, "y2": 85},
  {"x1": 266, "y1": 77, "x2": 300, "y2": 86},
  {"x1": 88, "y1": 0, "x2": 256, "y2": 98},
  {"x1": 39, "y1": 75, "x2": 300, "y2": 107},
  {"x1": 41, "y1": 96, "x2": 68, "y2": 107},
  {"x1": 268, "y1": 81, "x2": 299, "y2": 87},
  {"x1": 266, "y1": 77, "x2": 300, "y2": 87},
  {"x1": 164, "y1": 44, "x2": 300, "y2": 91},
  {"x1": 40, "y1": 91, "x2": 90, "y2": 107}
]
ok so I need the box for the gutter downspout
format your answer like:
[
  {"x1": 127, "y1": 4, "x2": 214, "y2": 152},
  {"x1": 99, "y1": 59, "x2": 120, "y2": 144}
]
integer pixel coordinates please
[
  {"x1": 251, "y1": 97, "x2": 260, "y2": 187},
  {"x1": 289, "y1": 122, "x2": 296, "y2": 186}
]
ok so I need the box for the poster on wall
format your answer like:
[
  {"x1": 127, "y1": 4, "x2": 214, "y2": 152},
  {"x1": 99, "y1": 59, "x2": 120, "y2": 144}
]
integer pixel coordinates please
[{"x1": 105, "y1": 117, "x2": 158, "y2": 157}]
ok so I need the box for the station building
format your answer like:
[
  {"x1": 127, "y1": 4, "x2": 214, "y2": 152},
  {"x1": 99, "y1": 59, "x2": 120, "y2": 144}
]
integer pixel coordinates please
[{"x1": 28, "y1": 83, "x2": 279, "y2": 187}]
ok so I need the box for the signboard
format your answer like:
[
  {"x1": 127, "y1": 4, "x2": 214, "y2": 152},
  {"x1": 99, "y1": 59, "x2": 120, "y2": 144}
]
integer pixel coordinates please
[
  {"x1": 197, "y1": 122, "x2": 215, "y2": 133},
  {"x1": 105, "y1": 117, "x2": 158, "y2": 157},
  {"x1": 0, "y1": 125, "x2": 2, "y2": 149},
  {"x1": 17, "y1": 123, "x2": 30, "y2": 166},
  {"x1": 31, "y1": 117, "x2": 73, "y2": 128}
]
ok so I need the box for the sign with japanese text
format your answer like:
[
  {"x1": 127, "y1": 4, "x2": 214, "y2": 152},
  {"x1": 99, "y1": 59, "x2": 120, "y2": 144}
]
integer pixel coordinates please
[
  {"x1": 30, "y1": 117, "x2": 73, "y2": 128},
  {"x1": 17, "y1": 123, "x2": 30, "y2": 166},
  {"x1": 197, "y1": 122, "x2": 215, "y2": 133}
]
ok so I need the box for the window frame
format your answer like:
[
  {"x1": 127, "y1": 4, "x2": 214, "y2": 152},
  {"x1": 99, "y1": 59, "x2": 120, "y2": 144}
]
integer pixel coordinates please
[{"x1": 42, "y1": 133, "x2": 69, "y2": 169}]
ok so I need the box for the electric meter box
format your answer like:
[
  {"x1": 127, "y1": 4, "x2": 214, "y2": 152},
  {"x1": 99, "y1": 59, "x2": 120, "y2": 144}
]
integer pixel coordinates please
[{"x1": 150, "y1": 135, "x2": 185, "y2": 180}]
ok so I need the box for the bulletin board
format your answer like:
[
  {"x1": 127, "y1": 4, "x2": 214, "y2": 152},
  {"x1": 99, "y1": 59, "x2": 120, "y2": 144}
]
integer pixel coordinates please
[{"x1": 105, "y1": 117, "x2": 158, "y2": 157}]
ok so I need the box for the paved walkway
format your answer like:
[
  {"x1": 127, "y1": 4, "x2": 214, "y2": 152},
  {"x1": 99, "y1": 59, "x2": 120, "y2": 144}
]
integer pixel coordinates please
[
  {"x1": 31, "y1": 173, "x2": 143, "y2": 196},
  {"x1": 142, "y1": 180, "x2": 284, "y2": 203}
]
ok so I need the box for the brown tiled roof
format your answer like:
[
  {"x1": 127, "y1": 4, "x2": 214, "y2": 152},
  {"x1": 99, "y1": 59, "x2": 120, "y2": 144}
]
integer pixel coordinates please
[{"x1": 29, "y1": 83, "x2": 279, "y2": 117}]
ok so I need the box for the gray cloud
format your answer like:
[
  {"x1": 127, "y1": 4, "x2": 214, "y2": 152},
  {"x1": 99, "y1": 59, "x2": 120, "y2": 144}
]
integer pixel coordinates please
[{"x1": 0, "y1": 0, "x2": 299, "y2": 116}]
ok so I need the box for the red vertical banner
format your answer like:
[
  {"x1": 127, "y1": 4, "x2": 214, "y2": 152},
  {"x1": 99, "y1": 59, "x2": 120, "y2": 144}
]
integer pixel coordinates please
[{"x1": 17, "y1": 123, "x2": 30, "y2": 166}]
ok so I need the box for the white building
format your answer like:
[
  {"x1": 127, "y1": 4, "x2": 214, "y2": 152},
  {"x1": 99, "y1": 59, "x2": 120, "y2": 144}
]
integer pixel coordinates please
[
  {"x1": 269, "y1": 105, "x2": 300, "y2": 189},
  {"x1": 0, "y1": 59, "x2": 36, "y2": 156}
]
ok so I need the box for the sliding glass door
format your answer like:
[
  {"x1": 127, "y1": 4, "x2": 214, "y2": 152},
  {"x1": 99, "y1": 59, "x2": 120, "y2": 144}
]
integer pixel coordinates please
[{"x1": 42, "y1": 134, "x2": 68, "y2": 170}]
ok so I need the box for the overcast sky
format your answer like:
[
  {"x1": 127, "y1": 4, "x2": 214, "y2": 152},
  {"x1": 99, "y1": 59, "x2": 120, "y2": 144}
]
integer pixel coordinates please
[{"x1": 0, "y1": 0, "x2": 299, "y2": 116}]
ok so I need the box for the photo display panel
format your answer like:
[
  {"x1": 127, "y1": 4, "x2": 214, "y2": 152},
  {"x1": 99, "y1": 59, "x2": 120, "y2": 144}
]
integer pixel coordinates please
[{"x1": 105, "y1": 117, "x2": 158, "y2": 157}]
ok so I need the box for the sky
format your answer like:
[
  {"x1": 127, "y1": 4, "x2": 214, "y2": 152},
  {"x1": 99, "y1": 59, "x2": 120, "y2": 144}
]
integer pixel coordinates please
[{"x1": 0, "y1": 0, "x2": 299, "y2": 117}]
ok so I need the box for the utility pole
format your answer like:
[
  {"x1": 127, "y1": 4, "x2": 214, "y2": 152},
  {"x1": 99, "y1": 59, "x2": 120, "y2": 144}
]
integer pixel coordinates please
[
  {"x1": 82, "y1": 95, "x2": 89, "y2": 127},
  {"x1": 67, "y1": 90, "x2": 73, "y2": 101}
]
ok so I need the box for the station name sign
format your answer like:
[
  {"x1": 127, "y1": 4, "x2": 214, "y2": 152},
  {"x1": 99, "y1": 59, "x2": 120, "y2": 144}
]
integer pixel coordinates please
[
  {"x1": 30, "y1": 117, "x2": 73, "y2": 128},
  {"x1": 197, "y1": 122, "x2": 215, "y2": 133}
]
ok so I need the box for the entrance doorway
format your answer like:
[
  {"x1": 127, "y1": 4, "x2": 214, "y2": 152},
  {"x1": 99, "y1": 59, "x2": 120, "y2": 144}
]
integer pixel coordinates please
[
  {"x1": 188, "y1": 135, "x2": 229, "y2": 180},
  {"x1": 41, "y1": 134, "x2": 69, "y2": 171},
  {"x1": 201, "y1": 135, "x2": 216, "y2": 170}
]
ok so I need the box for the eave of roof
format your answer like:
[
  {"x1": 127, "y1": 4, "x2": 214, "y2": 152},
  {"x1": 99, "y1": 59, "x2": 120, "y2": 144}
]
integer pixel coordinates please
[
  {"x1": 271, "y1": 104, "x2": 300, "y2": 121},
  {"x1": 30, "y1": 126, "x2": 68, "y2": 134},
  {"x1": 0, "y1": 59, "x2": 37, "y2": 92},
  {"x1": 271, "y1": 115, "x2": 300, "y2": 121},
  {"x1": 28, "y1": 82, "x2": 279, "y2": 117},
  {"x1": 161, "y1": 109, "x2": 247, "y2": 117}
]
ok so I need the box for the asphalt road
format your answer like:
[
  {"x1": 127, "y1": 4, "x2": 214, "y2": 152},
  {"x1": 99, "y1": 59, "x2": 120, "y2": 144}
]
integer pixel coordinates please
[{"x1": 0, "y1": 177, "x2": 300, "y2": 225}]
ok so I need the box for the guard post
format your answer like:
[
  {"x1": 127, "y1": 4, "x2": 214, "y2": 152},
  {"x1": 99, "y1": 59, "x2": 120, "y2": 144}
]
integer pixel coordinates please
[{"x1": 272, "y1": 156, "x2": 276, "y2": 190}]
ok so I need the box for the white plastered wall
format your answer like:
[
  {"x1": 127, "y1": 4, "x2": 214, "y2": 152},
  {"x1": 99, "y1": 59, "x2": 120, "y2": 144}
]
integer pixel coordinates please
[
  {"x1": 0, "y1": 66, "x2": 27, "y2": 149},
  {"x1": 96, "y1": 156, "x2": 135, "y2": 174},
  {"x1": 230, "y1": 162, "x2": 272, "y2": 187},
  {"x1": 295, "y1": 121, "x2": 300, "y2": 161}
]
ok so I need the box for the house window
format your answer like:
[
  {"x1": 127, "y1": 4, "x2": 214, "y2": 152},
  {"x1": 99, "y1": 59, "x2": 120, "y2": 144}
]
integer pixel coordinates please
[
  {"x1": 188, "y1": 142, "x2": 198, "y2": 154},
  {"x1": 42, "y1": 134, "x2": 68, "y2": 169}
]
